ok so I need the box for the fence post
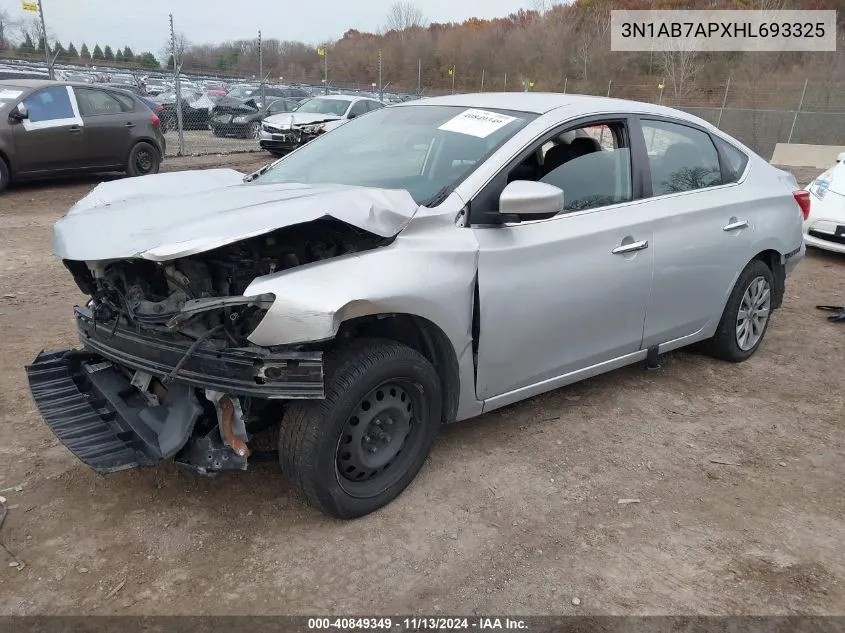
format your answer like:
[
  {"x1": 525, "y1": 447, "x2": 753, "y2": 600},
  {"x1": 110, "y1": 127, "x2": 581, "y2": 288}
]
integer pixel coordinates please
[
  {"x1": 504, "y1": 73, "x2": 507, "y2": 91},
  {"x1": 607, "y1": 79, "x2": 612, "y2": 97},
  {"x1": 563, "y1": 77, "x2": 567, "y2": 94},
  {"x1": 716, "y1": 77, "x2": 731, "y2": 129},
  {"x1": 169, "y1": 13, "x2": 184, "y2": 157},
  {"x1": 787, "y1": 78, "x2": 808, "y2": 144}
]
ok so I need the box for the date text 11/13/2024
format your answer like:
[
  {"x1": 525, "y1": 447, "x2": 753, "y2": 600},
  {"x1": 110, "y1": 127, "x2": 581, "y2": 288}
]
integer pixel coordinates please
[{"x1": 307, "y1": 617, "x2": 529, "y2": 630}]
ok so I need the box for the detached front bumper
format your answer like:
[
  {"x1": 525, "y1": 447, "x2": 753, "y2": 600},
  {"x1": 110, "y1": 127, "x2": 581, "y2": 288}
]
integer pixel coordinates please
[
  {"x1": 74, "y1": 306, "x2": 323, "y2": 399},
  {"x1": 25, "y1": 308, "x2": 326, "y2": 475}
]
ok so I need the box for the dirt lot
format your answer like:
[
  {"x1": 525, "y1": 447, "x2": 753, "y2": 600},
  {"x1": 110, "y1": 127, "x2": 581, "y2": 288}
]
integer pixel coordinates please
[{"x1": 0, "y1": 156, "x2": 843, "y2": 616}]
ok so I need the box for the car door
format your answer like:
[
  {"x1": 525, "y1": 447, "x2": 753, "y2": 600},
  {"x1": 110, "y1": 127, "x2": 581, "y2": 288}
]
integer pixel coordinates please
[
  {"x1": 73, "y1": 87, "x2": 132, "y2": 168},
  {"x1": 473, "y1": 117, "x2": 655, "y2": 402},
  {"x1": 636, "y1": 118, "x2": 755, "y2": 349},
  {"x1": 12, "y1": 85, "x2": 86, "y2": 173}
]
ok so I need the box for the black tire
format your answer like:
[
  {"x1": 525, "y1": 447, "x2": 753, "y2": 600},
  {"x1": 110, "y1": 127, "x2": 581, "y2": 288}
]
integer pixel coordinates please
[
  {"x1": 248, "y1": 122, "x2": 262, "y2": 140},
  {"x1": 701, "y1": 259, "x2": 775, "y2": 362},
  {"x1": 212, "y1": 128, "x2": 226, "y2": 138},
  {"x1": 126, "y1": 142, "x2": 160, "y2": 178},
  {"x1": 0, "y1": 157, "x2": 8, "y2": 193},
  {"x1": 279, "y1": 339, "x2": 443, "y2": 519}
]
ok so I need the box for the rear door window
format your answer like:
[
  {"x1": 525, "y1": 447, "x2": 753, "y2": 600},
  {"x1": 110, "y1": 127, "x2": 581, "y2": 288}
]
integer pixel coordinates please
[
  {"x1": 641, "y1": 119, "x2": 722, "y2": 195},
  {"x1": 75, "y1": 88, "x2": 127, "y2": 116}
]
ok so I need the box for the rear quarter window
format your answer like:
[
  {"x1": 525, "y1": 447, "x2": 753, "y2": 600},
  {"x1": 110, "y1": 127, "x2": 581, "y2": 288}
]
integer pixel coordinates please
[{"x1": 713, "y1": 136, "x2": 749, "y2": 183}]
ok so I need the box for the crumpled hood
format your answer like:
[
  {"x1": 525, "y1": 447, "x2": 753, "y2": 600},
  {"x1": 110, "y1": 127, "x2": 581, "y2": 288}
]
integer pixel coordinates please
[
  {"x1": 54, "y1": 169, "x2": 420, "y2": 262},
  {"x1": 264, "y1": 112, "x2": 342, "y2": 128}
]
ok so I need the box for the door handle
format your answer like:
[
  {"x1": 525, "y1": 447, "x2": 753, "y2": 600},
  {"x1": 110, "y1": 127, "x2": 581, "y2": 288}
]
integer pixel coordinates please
[
  {"x1": 612, "y1": 240, "x2": 649, "y2": 255},
  {"x1": 125, "y1": 122, "x2": 135, "y2": 128},
  {"x1": 723, "y1": 219, "x2": 749, "y2": 231},
  {"x1": 68, "y1": 125, "x2": 82, "y2": 134}
]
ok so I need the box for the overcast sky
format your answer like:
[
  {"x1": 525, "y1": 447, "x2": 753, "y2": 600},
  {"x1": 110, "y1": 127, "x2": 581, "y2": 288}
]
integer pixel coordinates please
[{"x1": 1, "y1": 0, "x2": 533, "y2": 56}]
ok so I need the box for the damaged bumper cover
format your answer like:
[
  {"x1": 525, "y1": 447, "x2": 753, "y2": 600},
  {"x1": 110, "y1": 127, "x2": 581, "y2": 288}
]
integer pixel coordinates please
[
  {"x1": 25, "y1": 309, "x2": 325, "y2": 475},
  {"x1": 74, "y1": 305, "x2": 323, "y2": 399}
]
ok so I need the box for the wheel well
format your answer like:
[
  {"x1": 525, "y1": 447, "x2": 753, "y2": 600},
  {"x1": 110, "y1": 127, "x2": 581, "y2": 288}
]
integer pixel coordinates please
[
  {"x1": 334, "y1": 314, "x2": 461, "y2": 424},
  {"x1": 0, "y1": 149, "x2": 10, "y2": 177},
  {"x1": 753, "y1": 249, "x2": 785, "y2": 309}
]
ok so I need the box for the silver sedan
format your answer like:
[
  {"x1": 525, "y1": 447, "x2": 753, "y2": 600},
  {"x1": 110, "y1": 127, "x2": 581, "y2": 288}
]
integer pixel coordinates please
[{"x1": 30, "y1": 93, "x2": 806, "y2": 518}]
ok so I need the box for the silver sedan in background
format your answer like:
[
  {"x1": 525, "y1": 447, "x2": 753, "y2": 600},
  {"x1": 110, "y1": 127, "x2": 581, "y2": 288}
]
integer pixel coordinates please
[{"x1": 28, "y1": 93, "x2": 805, "y2": 519}]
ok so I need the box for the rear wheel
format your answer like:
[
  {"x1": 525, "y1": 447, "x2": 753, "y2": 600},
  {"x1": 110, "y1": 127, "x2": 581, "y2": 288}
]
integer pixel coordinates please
[
  {"x1": 278, "y1": 339, "x2": 442, "y2": 519},
  {"x1": 701, "y1": 259, "x2": 774, "y2": 362},
  {"x1": 126, "y1": 142, "x2": 160, "y2": 178}
]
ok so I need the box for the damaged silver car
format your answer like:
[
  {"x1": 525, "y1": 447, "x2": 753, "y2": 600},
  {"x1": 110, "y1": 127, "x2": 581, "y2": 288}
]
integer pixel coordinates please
[{"x1": 27, "y1": 94, "x2": 805, "y2": 518}]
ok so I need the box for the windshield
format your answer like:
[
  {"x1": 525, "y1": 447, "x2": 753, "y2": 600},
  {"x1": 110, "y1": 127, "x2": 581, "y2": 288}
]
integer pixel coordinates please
[
  {"x1": 295, "y1": 98, "x2": 351, "y2": 116},
  {"x1": 228, "y1": 86, "x2": 258, "y2": 99},
  {"x1": 253, "y1": 105, "x2": 535, "y2": 205}
]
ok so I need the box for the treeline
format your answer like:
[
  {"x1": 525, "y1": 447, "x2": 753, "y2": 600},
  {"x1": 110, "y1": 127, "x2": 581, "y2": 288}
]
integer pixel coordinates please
[
  {"x1": 13, "y1": 35, "x2": 159, "y2": 69},
  {"x1": 172, "y1": 0, "x2": 845, "y2": 95}
]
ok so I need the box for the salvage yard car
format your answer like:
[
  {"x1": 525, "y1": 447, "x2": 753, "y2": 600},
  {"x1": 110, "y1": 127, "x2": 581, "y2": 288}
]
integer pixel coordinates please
[
  {"x1": 803, "y1": 153, "x2": 845, "y2": 254},
  {"x1": 210, "y1": 96, "x2": 301, "y2": 139},
  {"x1": 259, "y1": 95, "x2": 384, "y2": 156},
  {"x1": 0, "y1": 79, "x2": 165, "y2": 192},
  {"x1": 26, "y1": 93, "x2": 805, "y2": 518}
]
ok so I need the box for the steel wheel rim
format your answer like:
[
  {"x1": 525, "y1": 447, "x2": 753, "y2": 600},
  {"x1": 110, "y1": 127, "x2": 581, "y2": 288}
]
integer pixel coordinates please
[
  {"x1": 250, "y1": 123, "x2": 261, "y2": 139},
  {"x1": 135, "y1": 149, "x2": 154, "y2": 174},
  {"x1": 335, "y1": 380, "x2": 423, "y2": 498},
  {"x1": 736, "y1": 276, "x2": 771, "y2": 351}
]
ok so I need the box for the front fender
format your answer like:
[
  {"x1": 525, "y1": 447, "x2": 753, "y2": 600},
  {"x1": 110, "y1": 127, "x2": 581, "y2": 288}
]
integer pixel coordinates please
[{"x1": 244, "y1": 217, "x2": 479, "y2": 351}]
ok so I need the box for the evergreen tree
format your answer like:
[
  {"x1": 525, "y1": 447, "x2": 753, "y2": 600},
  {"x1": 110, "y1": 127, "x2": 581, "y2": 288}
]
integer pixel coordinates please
[
  {"x1": 103, "y1": 45, "x2": 114, "y2": 61},
  {"x1": 92, "y1": 44, "x2": 104, "y2": 60},
  {"x1": 36, "y1": 34, "x2": 45, "y2": 53},
  {"x1": 67, "y1": 42, "x2": 78, "y2": 58},
  {"x1": 115, "y1": 50, "x2": 124, "y2": 63},
  {"x1": 80, "y1": 42, "x2": 90, "y2": 59},
  {"x1": 166, "y1": 54, "x2": 175, "y2": 70},
  {"x1": 18, "y1": 33, "x2": 35, "y2": 54},
  {"x1": 123, "y1": 46, "x2": 133, "y2": 59},
  {"x1": 137, "y1": 52, "x2": 160, "y2": 69}
]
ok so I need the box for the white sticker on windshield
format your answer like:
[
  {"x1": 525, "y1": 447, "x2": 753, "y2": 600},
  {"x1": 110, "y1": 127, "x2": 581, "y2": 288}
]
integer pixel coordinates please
[
  {"x1": 0, "y1": 89, "x2": 23, "y2": 99},
  {"x1": 438, "y1": 109, "x2": 517, "y2": 138}
]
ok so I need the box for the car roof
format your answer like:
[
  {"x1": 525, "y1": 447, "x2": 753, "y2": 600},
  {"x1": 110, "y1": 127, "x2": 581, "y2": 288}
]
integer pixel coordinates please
[
  {"x1": 401, "y1": 92, "x2": 690, "y2": 118},
  {"x1": 0, "y1": 78, "x2": 56, "y2": 89}
]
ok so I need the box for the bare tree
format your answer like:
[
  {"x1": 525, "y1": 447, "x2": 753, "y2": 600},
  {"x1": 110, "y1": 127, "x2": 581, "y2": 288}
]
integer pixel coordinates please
[
  {"x1": 659, "y1": 41, "x2": 699, "y2": 104},
  {"x1": 161, "y1": 32, "x2": 190, "y2": 67},
  {"x1": 0, "y1": 8, "x2": 18, "y2": 50},
  {"x1": 384, "y1": 2, "x2": 427, "y2": 32}
]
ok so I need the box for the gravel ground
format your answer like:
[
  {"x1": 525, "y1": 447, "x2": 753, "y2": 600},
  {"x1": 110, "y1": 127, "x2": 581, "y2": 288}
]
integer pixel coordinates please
[{"x1": 0, "y1": 158, "x2": 843, "y2": 615}]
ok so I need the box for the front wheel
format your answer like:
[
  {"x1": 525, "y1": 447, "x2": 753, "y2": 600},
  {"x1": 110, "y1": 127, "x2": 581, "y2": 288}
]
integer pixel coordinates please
[
  {"x1": 279, "y1": 339, "x2": 443, "y2": 519},
  {"x1": 126, "y1": 142, "x2": 160, "y2": 178},
  {"x1": 248, "y1": 122, "x2": 262, "y2": 140},
  {"x1": 701, "y1": 259, "x2": 774, "y2": 362}
]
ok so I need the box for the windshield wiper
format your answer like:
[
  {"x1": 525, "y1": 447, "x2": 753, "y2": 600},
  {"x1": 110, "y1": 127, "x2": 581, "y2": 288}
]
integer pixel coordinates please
[
  {"x1": 421, "y1": 186, "x2": 453, "y2": 207},
  {"x1": 243, "y1": 162, "x2": 274, "y2": 183}
]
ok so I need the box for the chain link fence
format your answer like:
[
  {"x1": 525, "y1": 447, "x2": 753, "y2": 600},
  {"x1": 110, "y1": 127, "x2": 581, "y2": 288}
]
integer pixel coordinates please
[{"x1": 156, "y1": 67, "x2": 845, "y2": 162}]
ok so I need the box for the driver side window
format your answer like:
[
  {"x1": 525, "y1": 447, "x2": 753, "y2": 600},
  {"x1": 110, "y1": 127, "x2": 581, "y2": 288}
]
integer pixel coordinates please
[{"x1": 473, "y1": 119, "x2": 633, "y2": 220}]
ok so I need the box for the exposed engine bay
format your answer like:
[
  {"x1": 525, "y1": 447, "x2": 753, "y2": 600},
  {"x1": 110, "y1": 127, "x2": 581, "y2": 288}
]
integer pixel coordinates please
[{"x1": 63, "y1": 218, "x2": 389, "y2": 347}]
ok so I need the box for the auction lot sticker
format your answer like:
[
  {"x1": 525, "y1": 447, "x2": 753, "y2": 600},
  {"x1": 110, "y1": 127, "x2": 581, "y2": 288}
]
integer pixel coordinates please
[{"x1": 439, "y1": 109, "x2": 517, "y2": 138}]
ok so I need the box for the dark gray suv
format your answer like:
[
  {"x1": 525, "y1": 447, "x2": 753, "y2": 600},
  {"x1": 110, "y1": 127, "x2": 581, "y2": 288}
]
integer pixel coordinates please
[{"x1": 0, "y1": 79, "x2": 166, "y2": 192}]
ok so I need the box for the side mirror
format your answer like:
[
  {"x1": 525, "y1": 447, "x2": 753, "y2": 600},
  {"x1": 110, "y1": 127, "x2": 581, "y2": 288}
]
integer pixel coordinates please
[
  {"x1": 9, "y1": 103, "x2": 28, "y2": 122},
  {"x1": 347, "y1": 112, "x2": 358, "y2": 119},
  {"x1": 499, "y1": 180, "x2": 564, "y2": 217}
]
